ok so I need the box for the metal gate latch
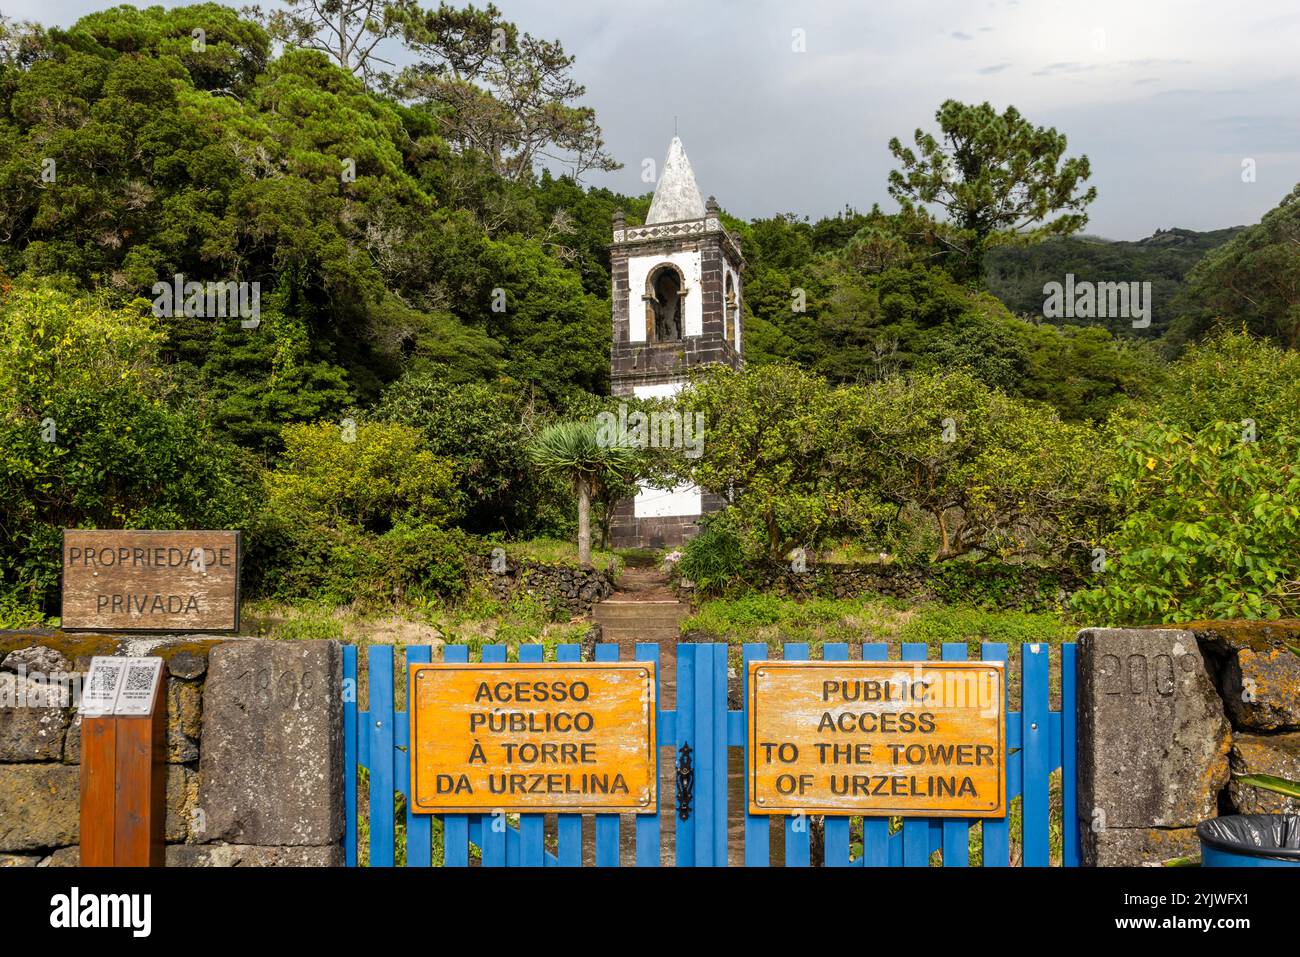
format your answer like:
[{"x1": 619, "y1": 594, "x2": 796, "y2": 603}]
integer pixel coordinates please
[{"x1": 676, "y1": 743, "x2": 694, "y2": 821}]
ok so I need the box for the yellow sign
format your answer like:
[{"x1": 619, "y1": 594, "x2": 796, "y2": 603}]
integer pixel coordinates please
[
  {"x1": 748, "y1": 660, "x2": 1005, "y2": 817},
  {"x1": 409, "y1": 661, "x2": 657, "y2": 814}
]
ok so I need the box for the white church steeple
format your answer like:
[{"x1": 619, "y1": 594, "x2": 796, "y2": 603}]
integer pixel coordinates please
[
  {"x1": 606, "y1": 132, "x2": 745, "y2": 549},
  {"x1": 646, "y1": 136, "x2": 707, "y2": 224}
]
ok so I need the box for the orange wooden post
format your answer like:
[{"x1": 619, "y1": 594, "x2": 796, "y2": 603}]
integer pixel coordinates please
[
  {"x1": 79, "y1": 716, "x2": 117, "y2": 866},
  {"x1": 80, "y1": 660, "x2": 168, "y2": 866}
]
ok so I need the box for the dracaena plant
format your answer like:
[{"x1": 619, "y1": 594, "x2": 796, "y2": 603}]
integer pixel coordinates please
[{"x1": 1237, "y1": 774, "x2": 1300, "y2": 800}]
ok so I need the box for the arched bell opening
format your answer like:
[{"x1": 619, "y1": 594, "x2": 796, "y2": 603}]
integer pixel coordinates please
[{"x1": 643, "y1": 263, "x2": 686, "y2": 342}]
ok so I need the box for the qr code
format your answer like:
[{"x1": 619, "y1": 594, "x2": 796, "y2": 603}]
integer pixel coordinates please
[
  {"x1": 91, "y1": 664, "x2": 122, "y2": 694},
  {"x1": 124, "y1": 666, "x2": 155, "y2": 693}
]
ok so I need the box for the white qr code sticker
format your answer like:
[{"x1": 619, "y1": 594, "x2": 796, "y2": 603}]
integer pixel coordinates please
[
  {"x1": 79, "y1": 657, "x2": 163, "y2": 717},
  {"x1": 114, "y1": 658, "x2": 163, "y2": 716}
]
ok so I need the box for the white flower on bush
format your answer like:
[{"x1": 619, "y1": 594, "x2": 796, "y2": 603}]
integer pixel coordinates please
[{"x1": 662, "y1": 550, "x2": 683, "y2": 570}]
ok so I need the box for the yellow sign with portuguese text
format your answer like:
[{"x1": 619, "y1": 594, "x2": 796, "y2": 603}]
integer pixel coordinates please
[
  {"x1": 748, "y1": 660, "x2": 1005, "y2": 818},
  {"x1": 409, "y1": 661, "x2": 657, "y2": 815}
]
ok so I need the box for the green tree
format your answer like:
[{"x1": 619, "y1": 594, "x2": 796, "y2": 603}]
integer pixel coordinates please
[
  {"x1": 832, "y1": 370, "x2": 1112, "y2": 562},
  {"x1": 263, "y1": 0, "x2": 415, "y2": 86},
  {"x1": 527, "y1": 420, "x2": 637, "y2": 566},
  {"x1": 888, "y1": 100, "x2": 1096, "y2": 280},
  {"x1": 681, "y1": 363, "x2": 848, "y2": 557},
  {"x1": 374, "y1": 370, "x2": 541, "y2": 533},
  {"x1": 399, "y1": 2, "x2": 619, "y2": 181}
]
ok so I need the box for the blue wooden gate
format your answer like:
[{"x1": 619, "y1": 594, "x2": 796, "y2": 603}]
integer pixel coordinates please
[{"x1": 344, "y1": 640, "x2": 1079, "y2": 866}]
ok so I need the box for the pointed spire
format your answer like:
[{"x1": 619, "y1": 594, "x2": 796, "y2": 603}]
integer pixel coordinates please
[{"x1": 646, "y1": 136, "x2": 706, "y2": 224}]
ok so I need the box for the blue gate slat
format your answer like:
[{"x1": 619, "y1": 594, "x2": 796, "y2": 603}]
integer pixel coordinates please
[
  {"x1": 859, "y1": 642, "x2": 890, "y2": 867},
  {"x1": 822, "y1": 642, "x2": 852, "y2": 867},
  {"x1": 940, "y1": 642, "x2": 971, "y2": 868},
  {"x1": 394, "y1": 711, "x2": 410, "y2": 852},
  {"x1": 900, "y1": 642, "x2": 932, "y2": 867},
  {"x1": 476, "y1": 644, "x2": 508, "y2": 867},
  {"x1": 358, "y1": 711, "x2": 370, "y2": 767},
  {"x1": 517, "y1": 643, "x2": 546, "y2": 867},
  {"x1": 782, "y1": 642, "x2": 811, "y2": 868},
  {"x1": 693, "y1": 643, "x2": 716, "y2": 866},
  {"x1": 441, "y1": 644, "x2": 470, "y2": 866},
  {"x1": 712, "y1": 643, "x2": 728, "y2": 867},
  {"x1": 593, "y1": 642, "x2": 622, "y2": 866},
  {"x1": 742, "y1": 642, "x2": 769, "y2": 867},
  {"x1": 675, "y1": 643, "x2": 696, "y2": 867},
  {"x1": 404, "y1": 644, "x2": 433, "y2": 867},
  {"x1": 727, "y1": 710, "x2": 743, "y2": 744},
  {"x1": 659, "y1": 710, "x2": 676, "y2": 745},
  {"x1": 1022, "y1": 642, "x2": 1051, "y2": 866},
  {"x1": 980, "y1": 642, "x2": 1010, "y2": 866},
  {"x1": 367, "y1": 645, "x2": 395, "y2": 867},
  {"x1": 343, "y1": 644, "x2": 358, "y2": 867},
  {"x1": 635, "y1": 642, "x2": 662, "y2": 867},
  {"x1": 554, "y1": 643, "x2": 584, "y2": 867},
  {"x1": 1062, "y1": 642, "x2": 1080, "y2": 867}
]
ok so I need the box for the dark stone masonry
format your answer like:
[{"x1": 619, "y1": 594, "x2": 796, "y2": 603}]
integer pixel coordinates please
[
  {"x1": 1079, "y1": 621, "x2": 1300, "y2": 865},
  {"x1": 0, "y1": 633, "x2": 343, "y2": 868},
  {"x1": 474, "y1": 556, "x2": 615, "y2": 617}
]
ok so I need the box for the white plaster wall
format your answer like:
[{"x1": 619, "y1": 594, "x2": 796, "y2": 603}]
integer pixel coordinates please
[
  {"x1": 630, "y1": 381, "x2": 700, "y2": 517},
  {"x1": 633, "y1": 480, "x2": 702, "y2": 518},
  {"x1": 632, "y1": 382, "x2": 683, "y2": 400},
  {"x1": 627, "y1": 250, "x2": 702, "y2": 342}
]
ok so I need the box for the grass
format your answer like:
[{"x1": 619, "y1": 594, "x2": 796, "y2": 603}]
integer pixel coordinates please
[
  {"x1": 682, "y1": 592, "x2": 1073, "y2": 651},
  {"x1": 684, "y1": 592, "x2": 1077, "y2": 708},
  {"x1": 242, "y1": 578, "x2": 590, "y2": 653},
  {"x1": 500, "y1": 536, "x2": 622, "y2": 575}
]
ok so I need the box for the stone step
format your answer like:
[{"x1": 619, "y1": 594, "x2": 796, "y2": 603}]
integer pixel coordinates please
[
  {"x1": 593, "y1": 620, "x2": 689, "y2": 633},
  {"x1": 593, "y1": 605, "x2": 690, "y2": 621},
  {"x1": 596, "y1": 625, "x2": 682, "y2": 636},
  {"x1": 595, "y1": 600, "x2": 689, "y2": 609}
]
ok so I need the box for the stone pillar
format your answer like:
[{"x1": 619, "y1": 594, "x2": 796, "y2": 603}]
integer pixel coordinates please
[
  {"x1": 187, "y1": 639, "x2": 344, "y2": 865},
  {"x1": 1077, "y1": 628, "x2": 1231, "y2": 865}
]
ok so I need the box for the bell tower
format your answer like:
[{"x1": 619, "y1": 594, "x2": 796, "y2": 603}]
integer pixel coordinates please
[{"x1": 608, "y1": 136, "x2": 744, "y2": 548}]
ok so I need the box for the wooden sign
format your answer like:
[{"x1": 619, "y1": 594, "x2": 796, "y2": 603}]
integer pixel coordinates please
[
  {"x1": 61, "y1": 530, "x2": 241, "y2": 632},
  {"x1": 748, "y1": 660, "x2": 1006, "y2": 818},
  {"x1": 409, "y1": 661, "x2": 657, "y2": 814}
]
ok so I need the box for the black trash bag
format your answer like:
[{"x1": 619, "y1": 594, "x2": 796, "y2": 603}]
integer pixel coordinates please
[{"x1": 1197, "y1": 814, "x2": 1300, "y2": 860}]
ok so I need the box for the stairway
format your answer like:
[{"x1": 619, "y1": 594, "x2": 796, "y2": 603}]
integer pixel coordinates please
[
  {"x1": 587, "y1": 565, "x2": 690, "y2": 864},
  {"x1": 591, "y1": 567, "x2": 687, "y2": 701}
]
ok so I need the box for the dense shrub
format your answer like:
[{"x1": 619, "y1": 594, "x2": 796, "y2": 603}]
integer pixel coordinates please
[
  {"x1": 1072, "y1": 420, "x2": 1300, "y2": 623},
  {"x1": 1071, "y1": 335, "x2": 1300, "y2": 624},
  {"x1": 249, "y1": 419, "x2": 469, "y2": 605},
  {"x1": 676, "y1": 524, "x2": 746, "y2": 594}
]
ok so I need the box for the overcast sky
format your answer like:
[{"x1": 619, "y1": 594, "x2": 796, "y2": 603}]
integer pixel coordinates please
[{"x1": 9, "y1": 0, "x2": 1299, "y2": 239}]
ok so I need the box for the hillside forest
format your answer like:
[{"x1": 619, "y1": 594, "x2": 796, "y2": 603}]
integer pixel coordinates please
[{"x1": 2, "y1": 3, "x2": 1298, "y2": 631}]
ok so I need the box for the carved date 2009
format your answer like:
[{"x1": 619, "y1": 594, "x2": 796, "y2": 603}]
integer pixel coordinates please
[{"x1": 1098, "y1": 651, "x2": 1196, "y2": 697}]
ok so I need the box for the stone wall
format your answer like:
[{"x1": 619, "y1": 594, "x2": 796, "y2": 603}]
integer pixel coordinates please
[
  {"x1": 0, "y1": 632, "x2": 342, "y2": 867},
  {"x1": 1078, "y1": 621, "x2": 1300, "y2": 865},
  {"x1": 476, "y1": 557, "x2": 616, "y2": 617}
]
